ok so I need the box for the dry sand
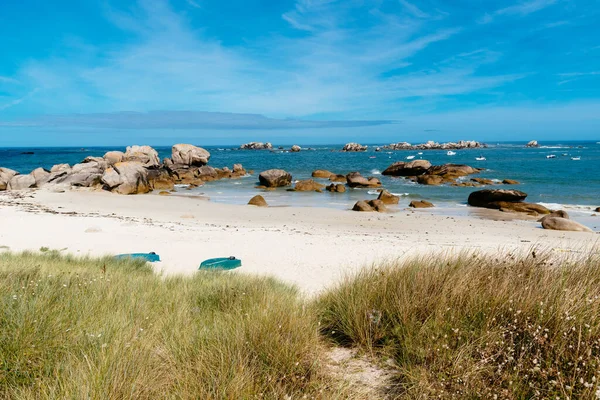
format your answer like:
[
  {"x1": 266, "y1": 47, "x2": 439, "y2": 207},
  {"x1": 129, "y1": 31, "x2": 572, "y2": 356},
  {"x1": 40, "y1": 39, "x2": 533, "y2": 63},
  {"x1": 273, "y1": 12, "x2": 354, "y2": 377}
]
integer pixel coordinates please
[{"x1": 0, "y1": 189, "x2": 598, "y2": 294}]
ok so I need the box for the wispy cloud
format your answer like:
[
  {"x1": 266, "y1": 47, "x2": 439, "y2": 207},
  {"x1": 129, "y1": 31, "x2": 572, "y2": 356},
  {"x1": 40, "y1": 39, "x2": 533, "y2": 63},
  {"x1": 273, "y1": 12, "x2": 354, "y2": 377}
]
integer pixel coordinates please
[
  {"x1": 0, "y1": 0, "x2": 536, "y2": 121},
  {"x1": 0, "y1": 88, "x2": 39, "y2": 111},
  {"x1": 0, "y1": 110, "x2": 394, "y2": 129},
  {"x1": 478, "y1": 0, "x2": 557, "y2": 24}
]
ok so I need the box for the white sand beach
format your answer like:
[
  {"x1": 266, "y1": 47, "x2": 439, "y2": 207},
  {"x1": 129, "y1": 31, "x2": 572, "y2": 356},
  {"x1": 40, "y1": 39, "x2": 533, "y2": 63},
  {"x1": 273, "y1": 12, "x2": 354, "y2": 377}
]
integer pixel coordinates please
[{"x1": 1, "y1": 189, "x2": 598, "y2": 294}]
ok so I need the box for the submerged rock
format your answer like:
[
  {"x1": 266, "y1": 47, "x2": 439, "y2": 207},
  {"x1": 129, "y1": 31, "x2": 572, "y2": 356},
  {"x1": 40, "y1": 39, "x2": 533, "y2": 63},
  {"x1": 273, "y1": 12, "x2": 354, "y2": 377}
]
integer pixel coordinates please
[
  {"x1": 258, "y1": 169, "x2": 292, "y2": 187},
  {"x1": 502, "y1": 179, "x2": 520, "y2": 185},
  {"x1": 409, "y1": 200, "x2": 434, "y2": 208},
  {"x1": 312, "y1": 170, "x2": 334, "y2": 179},
  {"x1": 293, "y1": 179, "x2": 325, "y2": 192},
  {"x1": 346, "y1": 172, "x2": 381, "y2": 188},
  {"x1": 326, "y1": 183, "x2": 346, "y2": 193}
]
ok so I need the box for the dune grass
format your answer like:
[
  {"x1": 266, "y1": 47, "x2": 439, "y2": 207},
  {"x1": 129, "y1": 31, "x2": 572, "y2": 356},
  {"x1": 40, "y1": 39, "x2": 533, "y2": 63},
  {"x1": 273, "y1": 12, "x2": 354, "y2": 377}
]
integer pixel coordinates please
[
  {"x1": 317, "y1": 250, "x2": 600, "y2": 399},
  {"x1": 0, "y1": 251, "x2": 344, "y2": 399}
]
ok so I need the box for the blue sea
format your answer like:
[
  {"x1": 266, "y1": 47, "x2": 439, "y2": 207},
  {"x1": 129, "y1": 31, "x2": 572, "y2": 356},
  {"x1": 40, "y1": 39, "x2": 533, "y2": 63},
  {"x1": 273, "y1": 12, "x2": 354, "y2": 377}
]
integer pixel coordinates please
[{"x1": 1, "y1": 141, "x2": 599, "y2": 215}]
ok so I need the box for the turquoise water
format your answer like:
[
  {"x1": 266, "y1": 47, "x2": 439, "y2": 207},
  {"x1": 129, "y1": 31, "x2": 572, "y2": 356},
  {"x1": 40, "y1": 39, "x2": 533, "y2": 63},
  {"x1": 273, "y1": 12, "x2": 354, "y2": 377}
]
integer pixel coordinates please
[{"x1": 1, "y1": 142, "x2": 599, "y2": 213}]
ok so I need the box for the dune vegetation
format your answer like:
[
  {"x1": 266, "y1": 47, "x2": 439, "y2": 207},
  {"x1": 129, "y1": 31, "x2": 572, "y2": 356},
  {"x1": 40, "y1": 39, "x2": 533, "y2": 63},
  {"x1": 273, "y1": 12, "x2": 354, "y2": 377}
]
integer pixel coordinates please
[
  {"x1": 2, "y1": 249, "x2": 600, "y2": 399},
  {"x1": 0, "y1": 251, "x2": 344, "y2": 399},
  {"x1": 318, "y1": 250, "x2": 600, "y2": 399}
]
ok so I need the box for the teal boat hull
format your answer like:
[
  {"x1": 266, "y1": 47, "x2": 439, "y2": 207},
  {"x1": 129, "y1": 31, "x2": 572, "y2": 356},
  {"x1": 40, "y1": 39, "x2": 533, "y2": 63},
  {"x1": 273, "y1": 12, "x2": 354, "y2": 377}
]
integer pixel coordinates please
[
  {"x1": 199, "y1": 257, "x2": 242, "y2": 270},
  {"x1": 115, "y1": 253, "x2": 161, "y2": 262}
]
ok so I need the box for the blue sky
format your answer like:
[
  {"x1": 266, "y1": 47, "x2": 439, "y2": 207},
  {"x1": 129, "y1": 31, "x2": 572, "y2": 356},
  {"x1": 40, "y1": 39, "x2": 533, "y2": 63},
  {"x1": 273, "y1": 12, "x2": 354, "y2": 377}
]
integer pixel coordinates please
[{"x1": 0, "y1": 0, "x2": 599, "y2": 146}]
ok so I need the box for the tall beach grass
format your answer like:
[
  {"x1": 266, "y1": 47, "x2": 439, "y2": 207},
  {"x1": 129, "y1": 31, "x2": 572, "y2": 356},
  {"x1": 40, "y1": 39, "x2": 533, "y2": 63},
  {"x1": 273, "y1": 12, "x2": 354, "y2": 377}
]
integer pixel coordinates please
[
  {"x1": 0, "y1": 251, "x2": 343, "y2": 399},
  {"x1": 317, "y1": 249, "x2": 600, "y2": 399}
]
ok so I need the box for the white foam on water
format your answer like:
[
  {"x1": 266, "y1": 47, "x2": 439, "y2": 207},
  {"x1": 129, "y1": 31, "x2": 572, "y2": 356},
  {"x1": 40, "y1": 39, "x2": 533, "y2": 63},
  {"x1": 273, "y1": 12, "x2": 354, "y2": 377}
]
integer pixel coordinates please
[{"x1": 370, "y1": 169, "x2": 381, "y2": 175}]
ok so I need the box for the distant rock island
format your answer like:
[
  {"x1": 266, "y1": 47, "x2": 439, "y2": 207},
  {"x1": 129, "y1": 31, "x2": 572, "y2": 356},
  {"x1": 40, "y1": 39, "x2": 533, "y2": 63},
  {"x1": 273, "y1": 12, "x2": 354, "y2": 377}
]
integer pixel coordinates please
[
  {"x1": 240, "y1": 142, "x2": 273, "y2": 150},
  {"x1": 382, "y1": 140, "x2": 486, "y2": 150}
]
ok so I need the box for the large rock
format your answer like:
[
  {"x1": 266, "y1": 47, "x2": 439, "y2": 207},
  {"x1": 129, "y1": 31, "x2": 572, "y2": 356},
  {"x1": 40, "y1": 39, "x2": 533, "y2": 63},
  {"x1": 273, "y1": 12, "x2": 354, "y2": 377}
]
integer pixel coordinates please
[
  {"x1": 382, "y1": 160, "x2": 432, "y2": 176},
  {"x1": 147, "y1": 168, "x2": 175, "y2": 190},
  {"x1": 103, "y1": 151, "x2": 125, "y2": 166},
  {"x1": 171, "y1": 144, "x2": 210, "y2": 166},
  {"x1": 326, "y1": 183, "x2": 346, "y2": 193},
  {"x1": 329, "y1": 174, "x2": 347, "y2": 182},
  {"x1": 346, "y1": 172, "x2": 381, "y2": 188},
  {"x1": 378, "y1": 190, "x2": 399, "y2": 205},
  {"x1": 353, "y1": 200, "x2": 373, "y2": 212},
  {"x1": 50, "y1": 164, "x2": 70, "y2": 173},
  {"x1": 124, "y1": 145, "x2": 160, "y2": 167},
  {"x1": 409, "y1": 200, "x2": 434, "y2": 208},
  {"x1": 294, "y1": 179, "x2": 325, "y2": 192},
  {"x1": 258, "y1": 169, "x2": 292, "y2": 187},
  {"x1": 101, "y1": 162, "x2": 150, "y2": 195},
  {"x1": 312, "y1": 170, "x2": 334, "y2": 179},
  {"x1": 468, "y1": 189, "x2": 549, "y2": 216},
  {"x1": 426, "y1": 164, "x2": 481, "y2": 179},
  {"x1": 55, "y1": 157, "x2": 106, "y2": 187},
  {"x1": 416, "y1": 175, "x2": 444, "y2": 185},
  {"x1": 248, "y1": 195, "x2": 268, "y2": 207},
  {"x1": 342, "y1": 143, "x2": 367, "y2": 152},
  {"x1": 7, "y1": 174, "x2": 36, "y2": 190},
  {"x1": 468, "y1": 189, "x2": 528, "y2": 207},
  {"x1": 497, "y1": 202, "x2": 550, "y2": 215},
  {"x1": 31, "y1": 168, "x2": 51, "y2": 186},
  {"x1": 352, "y1": 199, "x2": 386, "y2": 212},
  {"x1": 197, "y1": 166, "x2": 219, "y2": 181},
  {"x1": 290, "y1": 145, "x2": 301, "y2": 152},
  {"x1": 241, "y1": 142, "x2": 273, "y2": 150},
  {"x1": 0, "y1": 168, "x2": 18, "y2": 190},
  {"x1": 538, "y1": 210, "x2": 569, "y2": 223},
  {"x1": 542, "y1": 217, "x2": 593, "y2": 233}
]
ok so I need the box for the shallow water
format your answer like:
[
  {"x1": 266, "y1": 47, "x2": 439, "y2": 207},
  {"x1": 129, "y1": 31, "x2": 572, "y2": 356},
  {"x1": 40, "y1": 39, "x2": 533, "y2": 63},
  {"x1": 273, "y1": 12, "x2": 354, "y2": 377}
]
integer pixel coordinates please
[{"x1": 1, "y1": 142, "x2": 599, "y2": 216}]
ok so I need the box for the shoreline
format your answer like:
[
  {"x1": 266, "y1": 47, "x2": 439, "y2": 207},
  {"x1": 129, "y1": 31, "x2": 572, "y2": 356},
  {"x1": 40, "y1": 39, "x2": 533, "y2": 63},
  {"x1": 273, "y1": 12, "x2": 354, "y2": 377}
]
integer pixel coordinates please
[{"x1": 1, "y1": 189, "x2": 598, "y2": 295}]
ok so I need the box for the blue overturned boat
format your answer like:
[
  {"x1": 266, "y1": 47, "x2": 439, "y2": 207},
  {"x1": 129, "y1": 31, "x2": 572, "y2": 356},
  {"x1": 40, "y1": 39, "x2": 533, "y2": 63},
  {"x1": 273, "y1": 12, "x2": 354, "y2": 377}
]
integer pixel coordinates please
[
  {"x1": 199, "y1": 256, "x2": 242, "y2": 270},
  {"x1": 114, "y1": 252, "x2": 161, "y2": 262}
]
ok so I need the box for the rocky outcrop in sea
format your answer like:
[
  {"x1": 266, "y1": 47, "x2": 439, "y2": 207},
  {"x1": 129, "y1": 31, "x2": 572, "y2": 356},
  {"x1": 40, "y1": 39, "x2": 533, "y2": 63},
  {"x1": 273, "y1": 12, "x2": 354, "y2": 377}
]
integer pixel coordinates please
[
  {"x1": 341, "y1": 143, "x2": 368, "y2": 152},
  {"x1": 240, "y1": 142, "x2": 273, "y2": 150},
  {"x1": 383, "y1": 140, "x2": 485, "y2": 150},
  {"x1": 0, "y1": 144, "x2": 249, "y2": 195}
]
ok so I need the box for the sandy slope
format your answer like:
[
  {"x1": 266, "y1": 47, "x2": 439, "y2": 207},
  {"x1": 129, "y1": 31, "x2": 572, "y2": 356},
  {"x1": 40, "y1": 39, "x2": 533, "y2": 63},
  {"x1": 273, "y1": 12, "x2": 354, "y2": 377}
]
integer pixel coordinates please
[{"x1": 0, "y1": 189, "x2": 597, "y2": 294}]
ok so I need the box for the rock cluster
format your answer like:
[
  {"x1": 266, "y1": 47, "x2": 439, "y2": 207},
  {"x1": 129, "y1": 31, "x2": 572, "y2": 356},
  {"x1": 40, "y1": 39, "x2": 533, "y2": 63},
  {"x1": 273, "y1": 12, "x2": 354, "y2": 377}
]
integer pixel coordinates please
[
  {"x1": 382, "y1": 160, "x2": 483, "y2": 186},
  {"x1": 240, "y1": 142, "x2": 273, "y2": 150},
  {"x1": 342, "y1": 143, "x2": 368, "y2": 152},
  {"x1": 1, "y1": 144, "x2": 248, "y2": 195},
  {"x1": 468, "y1": 189, "x2": 550, "y2": 216},
  {"x1": 352, "y1": 199, "x2": 386, "y2": 212},
  {"x1": 526, "y1": 140, "x2": 539, "y2": 148},
  {"x1": 383, "y1": 140, "x2": 485, "y2": 150}
]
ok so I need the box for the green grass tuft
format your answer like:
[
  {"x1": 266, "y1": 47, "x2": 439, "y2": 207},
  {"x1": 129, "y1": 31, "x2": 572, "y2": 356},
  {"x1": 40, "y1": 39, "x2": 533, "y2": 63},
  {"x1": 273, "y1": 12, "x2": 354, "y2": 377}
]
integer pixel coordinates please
[
  {"x1": 317, "y1": 250, "x2": 600, "y2": 399},
  {"x1": 0, "y1": 252, "x2": 344, "y2": 399}
]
